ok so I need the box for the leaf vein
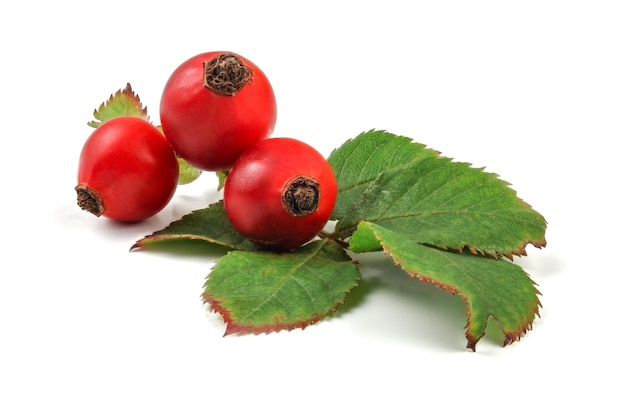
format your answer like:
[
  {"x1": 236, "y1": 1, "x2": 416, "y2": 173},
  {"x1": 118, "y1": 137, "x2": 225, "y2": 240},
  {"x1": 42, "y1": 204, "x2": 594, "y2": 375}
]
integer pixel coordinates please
[{"x1": 237, "y1": 242, "x2": 327, "y2": 322}]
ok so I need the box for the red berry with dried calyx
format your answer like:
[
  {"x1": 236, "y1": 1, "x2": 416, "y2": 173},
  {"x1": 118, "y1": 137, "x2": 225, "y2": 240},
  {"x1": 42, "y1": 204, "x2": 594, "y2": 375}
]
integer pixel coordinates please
[
  {"x1": 75, "y1": 116, "x2": 179, "y2": 222},
  {"x1": 224, "y1": 137, "x2": 338, "y2": 251},
  {"x1": 160, "y1": 51, "x2": 277, "y2": 172}
]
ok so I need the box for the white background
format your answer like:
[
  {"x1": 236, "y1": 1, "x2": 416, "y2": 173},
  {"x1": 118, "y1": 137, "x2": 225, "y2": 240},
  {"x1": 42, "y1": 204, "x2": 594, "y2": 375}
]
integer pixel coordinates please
[{"x1": 1, "y1": 1, "x2": 624, "y2": 416}]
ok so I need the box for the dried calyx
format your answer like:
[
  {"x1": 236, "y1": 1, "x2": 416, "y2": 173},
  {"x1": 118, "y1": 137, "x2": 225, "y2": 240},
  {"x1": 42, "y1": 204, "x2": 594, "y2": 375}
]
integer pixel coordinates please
[
  {"x1": 282, "y1": 176, "x2": 320, "y2": 216},
  {"x1": 203, "y1": 53, "x2": 252, "y2": 96},
  {"x1": 75, "y1": 184, "x2": 104, "y2": 217}
]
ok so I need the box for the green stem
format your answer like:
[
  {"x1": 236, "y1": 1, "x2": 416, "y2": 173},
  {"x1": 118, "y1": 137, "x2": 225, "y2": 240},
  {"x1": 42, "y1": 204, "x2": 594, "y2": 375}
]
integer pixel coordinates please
[{"x1": 317, "y1": 230, "x2": 348, "y2": 249}]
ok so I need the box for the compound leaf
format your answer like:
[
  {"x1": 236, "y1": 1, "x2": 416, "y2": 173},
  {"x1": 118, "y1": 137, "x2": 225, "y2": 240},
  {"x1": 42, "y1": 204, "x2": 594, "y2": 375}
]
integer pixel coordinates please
[
  {"x1": 203, "y1": 239, "x2": 360, "y2": 335},
  {"x1": 176, "y1": 156, "x2": 203, "y2": 185},
  {"x1": 353, "y1": 222, "x2": 541, "y2": 350}
]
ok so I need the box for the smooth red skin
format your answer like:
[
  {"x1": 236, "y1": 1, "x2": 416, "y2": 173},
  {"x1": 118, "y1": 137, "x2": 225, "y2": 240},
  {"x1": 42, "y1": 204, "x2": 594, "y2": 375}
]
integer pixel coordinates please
[
  {"x1": 159, "y1": 51, "x2": 277, "y2": 172},
  {"x1": 77, "y1": 116, "x2": 179, "y2": 222},
  {"x1": 224, "y1": 138, "x2": 338, "y2": 251}
]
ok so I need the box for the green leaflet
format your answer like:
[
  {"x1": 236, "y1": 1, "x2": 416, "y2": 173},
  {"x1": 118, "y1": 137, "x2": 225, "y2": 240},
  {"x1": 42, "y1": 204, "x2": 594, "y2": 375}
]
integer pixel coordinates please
[
  {"x1": 203, "y1": 240, "x2": 361, "y2": 335},
  {"x1": 328, "y1": 129, "x2": 440, "y2": 222},
  {"x1": 176, "y1": 156, "x2": 203, "y2": 185},
  {"x1": 131, "y1": 201, "x2": 258, "y2": 251},
  {"x1": 87, "y1": 83, "x2": 149, "y2": 128},
  {"x1": 329, "y1": 130, "x2": 547, "y2": 258},
  {"x1": 352, "y1": 222, "x2": 541, "y2": 351}
]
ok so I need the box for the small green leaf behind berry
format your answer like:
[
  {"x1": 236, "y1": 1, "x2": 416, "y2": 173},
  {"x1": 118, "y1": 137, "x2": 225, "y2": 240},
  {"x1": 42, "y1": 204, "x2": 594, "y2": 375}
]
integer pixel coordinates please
[
  {"x1": 177, "y1": 156, "x2": 202, "y2": 185},
  {"x1": 87, "y1": 83, "x2": 149, "y2": 128},
  {"x1": 216, "y1": 170, "x2": 229, "y2": 191}
]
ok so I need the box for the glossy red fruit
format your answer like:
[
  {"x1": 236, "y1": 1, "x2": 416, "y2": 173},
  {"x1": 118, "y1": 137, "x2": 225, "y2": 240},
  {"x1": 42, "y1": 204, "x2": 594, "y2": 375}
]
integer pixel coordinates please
[
  {"x1": 224, "y1": 138, "x2": 337, "y2": 251},
  {"x1": 75, "y1": 116, "x2": 179, "y2": 222},
  {"x1": 160, "y1": 51, "x2": 277, "y2": 172}
]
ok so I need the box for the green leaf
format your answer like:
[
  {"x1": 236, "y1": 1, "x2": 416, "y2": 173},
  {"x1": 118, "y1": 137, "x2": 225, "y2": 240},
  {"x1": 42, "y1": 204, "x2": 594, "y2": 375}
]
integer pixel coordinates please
[
  {"x1": 153, "y1": 124, "x2": 202, "y2": 186},
  {"x1": 87, "y1": 83, "x2": 149, "y2": 128},
  {"x1": 130, "y1": 201, "x2": 258, "y2": 251},
  {"x1": 216, "y1": 170, "x2": 229, "y2": 191},
  {"x1": 328, "y1": 129, "x2": 440, "y2": 221},
  {"x1": 203, "y1": 239, "x2": 361, "y2": 335},
  {"x1": 329, "y1": 130, "x2": 546, "y2": 258},
  {"x1": 353, "y1": 222, "x2": 540, "y2": 351},
  {"x1": 176, "y1": 156, "x2": 202, "y2": 185}
]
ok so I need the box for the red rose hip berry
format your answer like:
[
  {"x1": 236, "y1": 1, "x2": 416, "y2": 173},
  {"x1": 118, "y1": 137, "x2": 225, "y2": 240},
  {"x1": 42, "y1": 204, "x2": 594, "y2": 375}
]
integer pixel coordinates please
[
  {"x1": 160, "y1": 51, "x2": 277, "y2": 172},
  {"x1": 224, "y1": 138, "x2": 338, "y2": 251},
  {"x1": 75, "y1": 116, "x2": 179, "y2": 222}
]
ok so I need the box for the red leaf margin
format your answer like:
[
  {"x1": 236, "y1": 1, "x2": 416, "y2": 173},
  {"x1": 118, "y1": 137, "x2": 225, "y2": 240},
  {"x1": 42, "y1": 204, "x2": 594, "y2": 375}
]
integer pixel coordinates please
[
  {"x1": 382, "y1": 245, "x2": 542, "y2": 351},
  {"x1": 201, "y1": 288, "x2": 357, "y2": 336}
]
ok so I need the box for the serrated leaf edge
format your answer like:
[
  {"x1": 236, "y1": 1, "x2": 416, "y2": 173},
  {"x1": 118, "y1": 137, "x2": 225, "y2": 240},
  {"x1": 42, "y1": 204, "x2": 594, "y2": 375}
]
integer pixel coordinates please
[
  {"x1": 328, "y1": 129, "x2": 442, "y2": 192},
  {"x1": 430, "y1": 236, "x2": 547, "y2": 261},
  {"x1": 331, "y1": 131, "x2": 548, "y2": 257},
  {"x1": 129, "y1": 203, "x2": 256, "y2": 252},
  {"x1": 201, "y1": 241, "x2": 360, "y2": 336},
  {"x1": 365, "y1": 224, "x2": 541, "y2": 351},
  {"x1": 202, "y1": 277, "x2": 359, "y2": 337},
  {"x1": 130, "y1": 233, "x2": 246, "y2": 252},
  {"x1": 87, "y1": 83, "x2": 149, "y2": 128},
  {"x1": 202, "y1": 290, "x2": 330, "y2": 336}
]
